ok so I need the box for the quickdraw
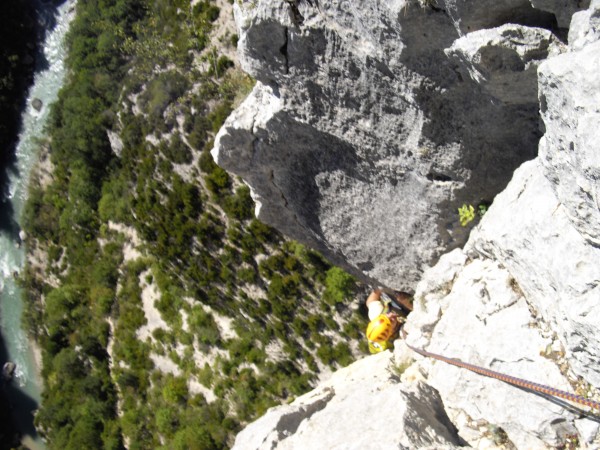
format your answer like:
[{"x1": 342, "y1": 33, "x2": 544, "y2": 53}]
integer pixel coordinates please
[{"x1": 401, "y1": 328, "x2": 600, "y2": 411}]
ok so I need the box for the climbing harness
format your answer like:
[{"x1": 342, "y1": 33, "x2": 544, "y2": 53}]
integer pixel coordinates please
[{"x1": 401, "y1": 328, "x2": 600, "y2": 411}]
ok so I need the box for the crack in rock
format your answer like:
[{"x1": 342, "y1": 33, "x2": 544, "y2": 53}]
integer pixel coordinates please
[{"x1": 271, "y1": 388, "x2": 335, "y2": 446}]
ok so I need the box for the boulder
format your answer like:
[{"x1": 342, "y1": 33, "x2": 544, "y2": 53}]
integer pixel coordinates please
[
  {"x1": 31, "y1": 98, "x2": 43, "y2": 111},
  {"x1": 2, "y1": 362, "x2": 16, "y2": 382},
  {"x1": 231, "y1": 351, "x2": 463, "y2": 450},
  {"x1": 214, "y1": 0, "x2": 548, "y2": 290}
]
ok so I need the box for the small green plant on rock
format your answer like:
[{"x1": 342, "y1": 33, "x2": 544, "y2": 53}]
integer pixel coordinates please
[
  {"x1": 459, "y1": 202, "x2": 489, "y2": 227},
  {"x1": 458, "y1": 204, "x2": 475, "y2": 227}
]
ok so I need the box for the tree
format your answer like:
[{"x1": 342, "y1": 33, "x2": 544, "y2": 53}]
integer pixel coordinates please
[
  {"x1": 66, "y1": 415, "x2": 103, "y2": 450},
  {"x1": 324, "y1": 267, "x2": 356, "y2": 305},
  {"x1": 162, "y1": 375, "x2": 188, "y2": 405}
]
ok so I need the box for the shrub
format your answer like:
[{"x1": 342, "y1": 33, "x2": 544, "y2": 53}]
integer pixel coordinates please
[
  {"x1": 156, "y1": 407, "x2": 179, "y2": 437},
  {"x1": 121, "y1": 116, "x2": 144, "y2": 149},
  {"x1": 332, "y1": 342, "x2": 353, "y2": 367},
  {"x1": 304, "y1": 351, "x2": 319, "y2": 373},
  {"x1": 306, "y1": 314, "x2": 324, "y2": 333},
  {"x1": 208, "y1": 101, "x2": 232, "y2": 132},
  {"x1": 216, "y1": 56, "x2": 234, "y2": 76},
  {"x1": 323, "y1": 315, "x2": 338, "y2": 331},
  {"x1": 188, "y1": 115, "x2": 211, "y2": 150},
  {"x1": 323, "y1": 267, "x2": 356, "y2": 305},
  {"x1": 238, "y1": 266, "x2": 257, "y2": 284},
  {"x1": 23, "y1": 186, "x2": 60, "y2": 242},
  {"x1": 188, "y1": 306, "x2": 221, "y2": 347},
  {"x1": 138, "y1": 71, "x2": 189, "y2": 120},
  {"x1": 205, "y1": 166, "x2": 231, "y2": 197},
  {"x1": 193, "y1": 1, "x2": 220, "y2": 22},
  {"x1": 162, "y1": 375, "x2": 189, "y2": 405},
  {"x1": 197, "y1": 363, "x2": 213, "y2": 387},
  {"x1": 283, "y1": 255, "x2": 299, "y2": 272},
  {"x1": 160, "y1": 133, "x2": 192, "y2": 165},
  {"x1": 198, "y1": 148, "x2": 217, "y2": 173},
  {"x1": 155, "y1": 291, "x2": 183, "y2": 326},
  {"x1": 316, "y1": 342, "x2": 334, "y2": 366},
  {"x1": 223, "y1": 185, "x2": 254, "y2": 221},
  {"x1": 227, "y1": 336, "x2": 254, "y2": 361},
  {"x1": 246, "y1": 347, "x2": 266, "y2": 365},
  {"x1": 342, "y1": 316, "x2": 366, "y2": 340},
  {"x1": 98, "y1": 176, "x2": 132, "y2": 223}
]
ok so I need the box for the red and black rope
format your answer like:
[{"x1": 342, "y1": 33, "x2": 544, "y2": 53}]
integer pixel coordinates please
[{"x1": 402, "y1": 328, "x2": 600, "y2": 411}]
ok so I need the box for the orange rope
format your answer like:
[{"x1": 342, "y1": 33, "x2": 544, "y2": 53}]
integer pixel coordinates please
[{"x1": 402, "y1": 328, "x2": 600, "y2": 411}]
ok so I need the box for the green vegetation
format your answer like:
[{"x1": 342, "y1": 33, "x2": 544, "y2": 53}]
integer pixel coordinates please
[
  {"x1": 20, "y1": 0, "x2": 366, "y2": 448},
  {"x1": 458, "y1": 202, "x2": 490, "y2": 227},
  {"x1": 478, "y1": 203, "x2": 489, "y2": 217},
  {"x1": 324, "y1": 267, "x2": 356, "y2": 305},
  {"x1": 458, "y1": 204, "x2": 475, "y2": 227}
]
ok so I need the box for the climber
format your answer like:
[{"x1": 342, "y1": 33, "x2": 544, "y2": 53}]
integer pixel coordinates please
[{"x1": 365, "y1": 289, "x2": 412, "y2": 354}]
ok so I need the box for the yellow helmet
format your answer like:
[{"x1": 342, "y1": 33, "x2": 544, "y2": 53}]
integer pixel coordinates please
[{"x1": 366, "y1": 314, "x2": 394, "y2": 343}]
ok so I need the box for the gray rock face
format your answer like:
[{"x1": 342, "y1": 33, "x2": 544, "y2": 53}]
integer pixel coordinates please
[
  {"x1": 214, "y1": 0, "x2": 557, "y2": 289},
  {"x1": 445, "y1": 24, "x2": 563, "y2": 104},
  {"x1": 441, "y1": 0, "x2": 560, "y2": 34},
  {"x1": 440, "y1": 0, "x2": 588, "y2": 33},
  {"x1": 455, "y1": 5, "x2": 600, "y2": 390},
  {"x1": 405, "y1": 248, "x2": 586, "y2": 448},
  {"x1": 529, "y1": 0, "x2": 591, "y2": 29},
  {"x1": 107, "y1": 130, "x2": 124, "y2": 157},
  {"x1": 231, "y1": 352, "x2": 463, "y2": 450},
  {"x1": 225, "y1": 1, "x2": 600, "y2": 448},
  {"x1": 569, "y1": 0, "x2": 600, "y2": 51},
  {"x1": 468, "y1": 159, "x2": 600, "y2": 388},
  {"x1": 537, "y1": 29, "x2": 600, "y2": 245}
]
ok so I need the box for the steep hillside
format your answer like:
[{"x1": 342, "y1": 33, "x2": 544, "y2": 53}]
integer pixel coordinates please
[{"x1": 20, "y1": 0, "x2": 367, "y2": 448}]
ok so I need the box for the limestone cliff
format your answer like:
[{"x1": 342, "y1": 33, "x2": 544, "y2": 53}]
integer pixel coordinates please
[
  {"x1": 214, "y1": 0, "x2": 570, "y2": 290},
  {"x1": 216, "y1": 0, "x2": 600, "y2": 448}
]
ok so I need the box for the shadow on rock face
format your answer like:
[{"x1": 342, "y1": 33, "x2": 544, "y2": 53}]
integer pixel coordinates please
[{"x1": 216, "y1": 0, "x2": 576, "y2": 288}]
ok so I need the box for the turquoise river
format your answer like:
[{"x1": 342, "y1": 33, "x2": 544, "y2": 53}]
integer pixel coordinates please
[{"x1": 0, "y1": 0, "x2": 75, "y2": 447}]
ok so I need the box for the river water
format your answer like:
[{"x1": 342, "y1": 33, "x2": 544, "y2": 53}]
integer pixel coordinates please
[{"x1": 0, "y1": 0, "x2": 75, "y2": 447}]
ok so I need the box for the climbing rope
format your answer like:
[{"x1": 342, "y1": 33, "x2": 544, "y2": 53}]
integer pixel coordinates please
[
  {"x1": 374, "y1": 288, "x2": 599, "y2": 410},
  {"x1": 401, "y1": 328, "x2": 600, "y2": 411}
]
